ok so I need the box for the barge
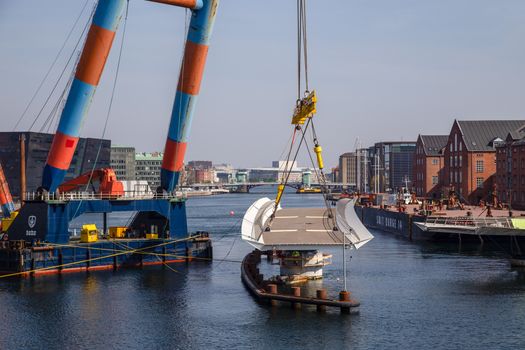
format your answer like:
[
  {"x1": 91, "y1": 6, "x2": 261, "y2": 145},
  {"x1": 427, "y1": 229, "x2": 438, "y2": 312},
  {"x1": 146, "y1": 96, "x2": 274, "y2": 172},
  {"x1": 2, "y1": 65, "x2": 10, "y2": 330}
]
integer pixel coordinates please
[
  {"x1": 0, "y1": 194, "x2": 212, "y2": 277},
  {"x1": 355, "y1": 203, "x2": 525, "y2": 264}
]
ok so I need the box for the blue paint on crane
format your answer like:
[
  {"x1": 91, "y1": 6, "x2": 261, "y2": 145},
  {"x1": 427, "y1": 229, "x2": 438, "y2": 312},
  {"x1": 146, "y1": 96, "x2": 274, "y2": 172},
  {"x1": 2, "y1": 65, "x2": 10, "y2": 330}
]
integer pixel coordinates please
[
  {"x1": 168, "y1": 91, "x2": 197, "y2": 142},
  {"x1": 161, "y1": 169, "x2": 181, "y2": 193},
  {"x1": 57, "y1": 79, "x2": 95, "y2": 136},
  {"x1": 93, "y1": 0, "x2": 127, "y2": 31},
  {"x1": 187, "y1": 0, "x2": 218, "y2": 45},
  {"x1": 42, "y1": 165, "x2": 67, "y2": 194}
]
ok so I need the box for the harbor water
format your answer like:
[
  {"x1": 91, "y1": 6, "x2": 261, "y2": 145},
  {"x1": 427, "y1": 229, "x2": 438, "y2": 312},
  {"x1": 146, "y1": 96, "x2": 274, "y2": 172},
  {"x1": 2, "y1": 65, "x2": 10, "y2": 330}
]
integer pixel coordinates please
[{"x1": 0, "y1": 189, "x2": 524, "y2": 349}]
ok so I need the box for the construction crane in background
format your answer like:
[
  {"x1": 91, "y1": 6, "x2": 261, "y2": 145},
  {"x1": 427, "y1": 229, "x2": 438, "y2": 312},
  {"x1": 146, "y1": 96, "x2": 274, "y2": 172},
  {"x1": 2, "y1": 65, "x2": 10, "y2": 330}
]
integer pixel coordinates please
[{"x1": 40, "y1": 0, "x2": 218, "y2": 194}]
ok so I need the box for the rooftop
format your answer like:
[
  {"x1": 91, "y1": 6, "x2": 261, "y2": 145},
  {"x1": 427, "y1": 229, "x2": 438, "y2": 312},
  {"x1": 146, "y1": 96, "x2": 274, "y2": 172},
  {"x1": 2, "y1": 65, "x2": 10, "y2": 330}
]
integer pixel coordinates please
[
  {"x1": 456, "y1": 120, "x2": 525, "y2": 151},
  {"x1": 135, "y1": 152, "x2": 163, "y2": 161},
  {"x1": 419, "y1": 135, "x2": 448, "y2": 156}
]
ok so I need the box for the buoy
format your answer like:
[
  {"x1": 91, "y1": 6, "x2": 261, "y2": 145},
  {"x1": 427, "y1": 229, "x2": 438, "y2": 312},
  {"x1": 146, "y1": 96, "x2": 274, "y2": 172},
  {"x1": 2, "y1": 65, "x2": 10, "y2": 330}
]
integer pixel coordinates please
[{"x1": 229, "y1": 210, "x2": 235, "y2": 216}]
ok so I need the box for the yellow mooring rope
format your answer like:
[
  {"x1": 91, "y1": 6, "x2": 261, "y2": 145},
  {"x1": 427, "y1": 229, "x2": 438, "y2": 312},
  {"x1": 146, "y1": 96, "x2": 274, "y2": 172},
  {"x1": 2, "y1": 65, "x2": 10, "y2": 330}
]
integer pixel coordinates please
[{"x1": 0, "y1": 235, "x2": 196, "y2": 279}]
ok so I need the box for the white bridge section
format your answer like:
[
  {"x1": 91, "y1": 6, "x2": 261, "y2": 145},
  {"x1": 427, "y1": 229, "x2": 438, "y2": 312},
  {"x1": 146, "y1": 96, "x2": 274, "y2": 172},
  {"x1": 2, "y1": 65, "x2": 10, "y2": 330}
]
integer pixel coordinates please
[{"x1": 241, "y1": 197, "x2": 373, "y2": 251}]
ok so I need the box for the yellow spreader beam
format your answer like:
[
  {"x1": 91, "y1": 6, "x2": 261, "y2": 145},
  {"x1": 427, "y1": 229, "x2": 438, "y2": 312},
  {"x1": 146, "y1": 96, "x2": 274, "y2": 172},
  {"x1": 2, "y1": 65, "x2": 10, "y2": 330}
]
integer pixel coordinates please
[{"x1": 292, "y1": 90, "x2": 317, "y2": 125}]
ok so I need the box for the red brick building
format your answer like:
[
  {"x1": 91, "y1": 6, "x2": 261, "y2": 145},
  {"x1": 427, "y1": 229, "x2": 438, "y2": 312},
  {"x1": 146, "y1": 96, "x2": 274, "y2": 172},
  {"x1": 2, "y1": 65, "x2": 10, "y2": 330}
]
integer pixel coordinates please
[
  {"x1": 444, "y1": 120, "x2": 525, "y2": 204},
  {"x1": 413, "y1": 135, "x2": 447, "y2": 198},
  {"x1": 495, "y1": 128, "x2": 525, "y2": 209}
]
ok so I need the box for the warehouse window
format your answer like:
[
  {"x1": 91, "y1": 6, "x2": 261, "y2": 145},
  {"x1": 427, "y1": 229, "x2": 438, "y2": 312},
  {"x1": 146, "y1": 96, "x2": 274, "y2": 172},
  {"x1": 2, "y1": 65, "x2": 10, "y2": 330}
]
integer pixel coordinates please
[
  {"x1": 476, "y1": 160, "x2": 484, "y2": 173},
  {"x1": 476, "y1": 177, "x2": 484, "y2": 188}
]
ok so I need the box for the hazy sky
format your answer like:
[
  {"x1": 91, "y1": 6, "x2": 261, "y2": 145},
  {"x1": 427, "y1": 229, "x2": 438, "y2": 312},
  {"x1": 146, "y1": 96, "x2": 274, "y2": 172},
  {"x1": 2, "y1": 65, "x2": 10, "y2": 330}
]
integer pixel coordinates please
[{"x1": 1, "y1": 0, "x2": 525, "y2": 168}]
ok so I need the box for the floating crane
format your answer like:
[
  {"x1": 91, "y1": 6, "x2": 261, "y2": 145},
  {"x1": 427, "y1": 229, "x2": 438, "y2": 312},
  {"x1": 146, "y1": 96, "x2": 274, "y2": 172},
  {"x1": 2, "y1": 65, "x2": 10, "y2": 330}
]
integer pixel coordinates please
[{"x1": 0, "y1": 0, "x2": 218, "y2": 275}]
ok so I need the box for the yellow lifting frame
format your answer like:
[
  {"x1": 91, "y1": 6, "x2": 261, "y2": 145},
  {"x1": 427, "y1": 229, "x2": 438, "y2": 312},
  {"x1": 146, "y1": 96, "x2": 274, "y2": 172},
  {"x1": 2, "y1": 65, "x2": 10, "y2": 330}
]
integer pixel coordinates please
[{"x1": 291, "y1": 90, "x2": 317, "y2": 125}]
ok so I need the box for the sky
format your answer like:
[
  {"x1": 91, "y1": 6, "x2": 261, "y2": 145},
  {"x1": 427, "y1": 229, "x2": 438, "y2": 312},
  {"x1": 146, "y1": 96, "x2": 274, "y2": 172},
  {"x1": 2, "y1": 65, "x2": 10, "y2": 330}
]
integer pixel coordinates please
[{"x1": 1, "y1": 0, "x2": 525, "y2": 169}]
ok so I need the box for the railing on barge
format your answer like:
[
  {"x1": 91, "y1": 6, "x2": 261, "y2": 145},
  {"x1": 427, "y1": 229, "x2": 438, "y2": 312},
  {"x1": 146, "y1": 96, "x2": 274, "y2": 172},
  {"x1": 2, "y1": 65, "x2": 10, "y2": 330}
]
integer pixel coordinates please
[
  {"x1": 424, "y1": 216, "x2": 514, "y2": 228},
  {"x1": 23, "y1": 191, "x2": 187, "y2": 202}
]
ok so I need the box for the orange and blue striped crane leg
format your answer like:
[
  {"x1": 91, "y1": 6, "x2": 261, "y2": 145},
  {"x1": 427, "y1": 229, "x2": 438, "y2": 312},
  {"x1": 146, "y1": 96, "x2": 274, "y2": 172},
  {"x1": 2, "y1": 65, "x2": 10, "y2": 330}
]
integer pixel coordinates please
[
  {"x1": 42, "y1": 0, "x2": 126, "y2": 192},
  {"x1": 160, "y1": 0, "x2": 219, "y2": 192},
  {"x1": 0, "y1": 163, "x2": 15, "y2": 217}
]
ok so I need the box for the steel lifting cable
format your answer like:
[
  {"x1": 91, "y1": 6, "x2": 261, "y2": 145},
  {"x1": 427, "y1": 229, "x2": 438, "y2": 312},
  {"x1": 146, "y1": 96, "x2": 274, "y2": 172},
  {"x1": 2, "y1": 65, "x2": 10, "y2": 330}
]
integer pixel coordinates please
[
  {"x1": 271, "y1": 0, "x2": 341, "y2": 232},
  {"x1": 86, "y1": 0, "x2": 130, "y2": 186},
  {"x1": 300, "y1": 126, "x2": 337, "y2": 228},
  {"x1": 67, "y1": 0, "x2": 129, "y2": 221},
  {"x1": 27, "y1": 4, "x2": 96, "y2": 132},
  {"x1": 13, "y1": 0, "x2": 91, "y2": 131},
  {"x1": 40, "y1": 66, "x2": 77, "y2": 133},
  {"x1": 300, "y1": 0, "x2": 309, "y2": 92},
  {"x1": 268, "y1": 0, "x2": 314, "y2": 222}
]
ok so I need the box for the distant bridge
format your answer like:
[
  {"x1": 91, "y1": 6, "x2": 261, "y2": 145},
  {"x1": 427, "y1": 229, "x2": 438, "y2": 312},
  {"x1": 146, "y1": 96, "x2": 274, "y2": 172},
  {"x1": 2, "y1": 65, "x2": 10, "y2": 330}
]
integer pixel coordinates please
[{"x1": 180, "y1": 182, "x2": 355, "y2": 193}]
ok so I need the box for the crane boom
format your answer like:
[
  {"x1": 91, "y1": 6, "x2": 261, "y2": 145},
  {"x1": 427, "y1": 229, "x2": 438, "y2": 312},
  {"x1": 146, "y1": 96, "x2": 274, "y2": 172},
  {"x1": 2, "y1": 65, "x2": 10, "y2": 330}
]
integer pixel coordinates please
[
  {"x1": 159, "y1": 0, "x2": 219, "y2": 192},
  {"x1": 58, "y1": 168, "x2": 124, "y2": 197},
  {"x1": 42, "y1": 0, "x2": 127, "y2": 192}
]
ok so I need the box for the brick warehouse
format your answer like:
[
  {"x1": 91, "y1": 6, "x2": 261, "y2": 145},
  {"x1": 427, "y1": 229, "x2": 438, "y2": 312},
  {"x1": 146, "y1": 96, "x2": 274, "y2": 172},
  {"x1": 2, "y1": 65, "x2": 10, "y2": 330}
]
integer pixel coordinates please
[
  {"x1": 495, "y1": 126, "x2": 525, "y2": 209},
  {"x1": 413, "y1": 135, "x2": 448, "y2": 198},
  {"x1": 443, "y1": 120, "x2": 525, "y2": 204}
]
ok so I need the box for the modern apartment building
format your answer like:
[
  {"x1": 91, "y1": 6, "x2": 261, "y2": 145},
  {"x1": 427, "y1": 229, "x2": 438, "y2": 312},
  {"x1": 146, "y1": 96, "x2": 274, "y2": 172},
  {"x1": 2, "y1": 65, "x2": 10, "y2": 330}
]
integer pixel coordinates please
[
  {"x1": 369, "y1": 141, "x2": 416, "y2": 192},
  {"x1": 338, "y1": 152, "x2": 357, "y2": 186},
  {"x1": 135, "y1": 152, "x2": 163, "y2": 190},
  {"x1": 110, "y1": 146, "x2": 136, "y2": 181}
]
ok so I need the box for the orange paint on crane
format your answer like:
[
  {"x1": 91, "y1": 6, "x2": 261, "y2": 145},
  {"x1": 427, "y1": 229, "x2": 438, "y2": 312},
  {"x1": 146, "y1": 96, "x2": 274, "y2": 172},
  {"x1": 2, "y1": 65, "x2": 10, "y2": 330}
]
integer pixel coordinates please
[
  {"x1": 0, "y1": 164, "x2": 13, "y2": 205},
  {"x1": 162, "y1": 139, "x2": 187, "y2": 172},
  {"x1": 46, "y1": 132, "x2": 79, "y2": 170},
  {"x1": 177, "y1": 41, "x2": 209, "y2": 95},
  {"x1": 147, "y1": 0, "x2": 197, "y2": 8},
  {"x1": 75, "y1": 24, "x2": 116, "y2": 86}
]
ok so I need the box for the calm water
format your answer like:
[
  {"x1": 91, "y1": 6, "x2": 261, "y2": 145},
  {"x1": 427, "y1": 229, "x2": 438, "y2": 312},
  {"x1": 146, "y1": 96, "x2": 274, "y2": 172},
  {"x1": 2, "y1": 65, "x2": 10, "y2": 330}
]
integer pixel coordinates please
[{"x1": 1, "y1": 189, "x2": 524, "y2": 349}]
